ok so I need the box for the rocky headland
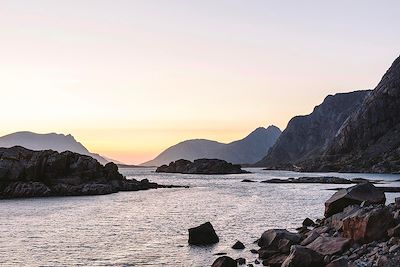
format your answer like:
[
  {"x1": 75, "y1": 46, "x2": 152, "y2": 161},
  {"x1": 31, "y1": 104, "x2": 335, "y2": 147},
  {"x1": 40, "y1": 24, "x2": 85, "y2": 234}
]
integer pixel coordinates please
[
  {"x1": 0, "y1": 146, "x2": 183, "y2": 199},
  {"x1": 207, "y1": 183, "x2": 400, "y2": 267},
  {"x1": 156, "y1": 159, "x2": 249, "y2": 174}
]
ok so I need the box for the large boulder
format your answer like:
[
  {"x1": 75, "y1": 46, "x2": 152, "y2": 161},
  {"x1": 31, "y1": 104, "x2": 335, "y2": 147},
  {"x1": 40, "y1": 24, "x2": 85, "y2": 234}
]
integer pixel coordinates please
[
  {"x1": 324, "y1": 183, "x2": 386, "y2": 217},
  {"x1": 211, "y1": 256, "x2": 237, "y2": 267},
  {"x1": 281, "y1": 245, "x2": 324, "y2": 267},
  {"x1": 188, "y1": 222, "x2": 219, "y2": 245},
  {"x1": 257, "y1": 229, "x2": 302, "y2": 253},
  {"x1": 342, "y1": 205, "x2": 394, "y2": 243},
  {"x1": 306, "y1": 236, "x2": 351, "y2": 256},
  {"x1": 156, "y1": 158, "x2": 248, "y2": 174}
]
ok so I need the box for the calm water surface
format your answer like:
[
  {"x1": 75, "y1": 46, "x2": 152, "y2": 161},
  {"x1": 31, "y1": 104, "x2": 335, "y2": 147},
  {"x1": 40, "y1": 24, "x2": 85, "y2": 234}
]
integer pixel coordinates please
[{"x1": 1, "y1": 168, "x2": 400, "y2": 267}]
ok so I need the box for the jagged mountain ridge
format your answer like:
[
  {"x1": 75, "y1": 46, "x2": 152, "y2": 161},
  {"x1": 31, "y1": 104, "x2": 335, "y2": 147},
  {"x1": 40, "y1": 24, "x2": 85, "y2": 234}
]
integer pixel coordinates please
[{"x1": 142, "y1": 126, "x2": 281, "y2": 166}]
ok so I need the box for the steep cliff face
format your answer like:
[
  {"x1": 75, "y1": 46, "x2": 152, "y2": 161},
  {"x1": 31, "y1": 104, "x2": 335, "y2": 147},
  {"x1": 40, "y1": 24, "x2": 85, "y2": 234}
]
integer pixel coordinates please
[
  {"x1": 305, "y1": 56, "x2": 400, "y2": 173},
  {"x1": 256, "y1": 91, "x2": 371, "y2": 169}
]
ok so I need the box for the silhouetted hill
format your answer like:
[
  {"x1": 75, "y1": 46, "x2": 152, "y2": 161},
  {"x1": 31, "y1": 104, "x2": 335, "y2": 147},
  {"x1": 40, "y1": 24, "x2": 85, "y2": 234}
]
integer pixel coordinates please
[
  {"x1": 142, "y1": 126, "x2": 281, "y2": 166},
  {"x1": 0, "y1": 131, "x2": 113, "y2": 165}
]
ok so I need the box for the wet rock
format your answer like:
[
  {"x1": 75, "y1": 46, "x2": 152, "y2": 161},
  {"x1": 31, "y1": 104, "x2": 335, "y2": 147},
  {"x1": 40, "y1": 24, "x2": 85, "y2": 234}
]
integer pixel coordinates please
[
  {"x1": 300, "y1": 230, "x2": 321, "y2": 246},
  {"x1": 302, "y1": 218, "x2": 316, "y2": 227},
  {"x1": 261, "y1": 254, "x2": 287, "y2": 267},
  {"x1": 236, "y1": 258, "x2": 246, "y2": 265},
  {"x1": 326, "y1": 257, "x2": 348, "y2": 267},
  {"x1": 281, "y1": 245, "x2": 324, "y2": 267},
  {"x1": 306, "y1": 236, "x2": 351, "y2": 256},
  {"x1": 232, "y1": 241, "x2": 245, "y2": 250},
  {"x1": 241, "y1": 179, "x2": 256, "y2": 183},
  {"x1": 156, "y1": 158, "x2": 249, "y2": 174},
  {"x1": 188, "y1": 222, "x2": 219, "y2": 245},
  {"x1": 211, "y1": 256, "x2": 237, "y2": 267},
  {"x1": 324, "y1": 183, "x2": 386, "y2": 217},
  {"x1": 257, "y1": 229, "x2": 301, "y2": 253},
  {"x1": 342, "y1": 205, "x2": 394, "y2": 243}
]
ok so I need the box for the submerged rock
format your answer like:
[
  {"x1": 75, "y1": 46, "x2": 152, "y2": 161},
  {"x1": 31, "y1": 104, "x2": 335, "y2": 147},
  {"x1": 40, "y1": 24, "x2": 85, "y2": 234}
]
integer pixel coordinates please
[
  {"x1": 324, "y1": 183, "x2": 386, "y2": 217},
  {"x1": 188, "y1": 222, "x2": 219, "y2": 245},
  {"x1": 156, "y1": 158, "x2": 249, "y2": 174}
]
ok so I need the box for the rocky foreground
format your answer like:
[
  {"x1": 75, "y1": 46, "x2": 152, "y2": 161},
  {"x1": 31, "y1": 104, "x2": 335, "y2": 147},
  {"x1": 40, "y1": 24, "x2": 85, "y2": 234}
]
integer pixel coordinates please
[
  {"x1": 156, "y1": 159, "x2": 249, "y2": 174},
  {"x1": 203, "y1": 183, "x2": 400, "y2": 267},
  {"x1": 0, "y1": 146, "x2": 183, "y2": 199}
]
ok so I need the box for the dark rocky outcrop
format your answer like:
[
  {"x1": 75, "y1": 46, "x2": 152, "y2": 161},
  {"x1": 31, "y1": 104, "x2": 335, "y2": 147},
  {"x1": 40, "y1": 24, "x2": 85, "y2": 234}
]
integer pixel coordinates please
[
  {"x1": 324, "y1": 183, "x2": 386, "y2": 217},
  {"x1": 143, "y1": 125, "x2": 281, "y2": 166},
  {"x1": 0, "y1": 146, "x2": 179, "y2": 199},
  {"x1": 188, "y1": 222, "x2": 219, "y2": 245},
  {"x1": 255, "y1": 91, "x2": 370, "y2": 169},
  {"x1": 156, "y1": 159, "x2": 248, "y2": 174},
  {"x1": 211, "y1": 256, "x2": 237, "y2": 267},
  {"x1": 261, "y1": 176, "x2": 354, "y2": 184}
]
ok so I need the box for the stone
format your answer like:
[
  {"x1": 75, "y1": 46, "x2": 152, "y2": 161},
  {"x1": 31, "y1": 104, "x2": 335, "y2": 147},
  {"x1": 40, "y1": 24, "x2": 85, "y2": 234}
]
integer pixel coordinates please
[
  {"x1": 388, "y1": 224, "x2": 400, "y2": 238},
  {"x1": 306, "y1": 236, "x2": 351, "y2": 256},
  {"x1": 232, "y1": 241, "x2": 245, "y2": 250},
  {"x1": 257, "y1": 229, "x2": 301, "y2": 253},
  {"x1": 342, "y1": 205, "x2": 394, "y2": 243},
  {"x1": 261, "y1": 254, "x2": 287, "y2": 267},
  {"x1": 302, "y1": 218, "x2": 315, "y2": 227},
  {"x1": 236, "y1": 258, "x2": 246, "y2": 265},
  {"x1": 395, "y1": 197, "x2": 400, "y2": 209},
  {"x1": 324, "y1": 183, "x2": 386, "y2": 217},
  {"x1": 188, "y1": 222, "x2": 219, "y2": 245},
  {"x1": 211, "y1": 256, "x2": 237, "y2": 267},
  {"x1": 325, "y1": 257, "x2": 349, "y2": 267},
  {"x1": 281, "y1": 245, "x2": 324, "y2": 267},
  {"x1": 300, "y1": 230, "x2": 320, "y2": 246}
]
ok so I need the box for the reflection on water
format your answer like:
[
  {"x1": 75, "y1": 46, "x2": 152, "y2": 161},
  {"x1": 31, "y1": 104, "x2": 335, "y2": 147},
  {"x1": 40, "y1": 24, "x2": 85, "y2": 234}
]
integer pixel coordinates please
[{"x1": 1, "y1": 168, "x2": 399, "y2": 266}]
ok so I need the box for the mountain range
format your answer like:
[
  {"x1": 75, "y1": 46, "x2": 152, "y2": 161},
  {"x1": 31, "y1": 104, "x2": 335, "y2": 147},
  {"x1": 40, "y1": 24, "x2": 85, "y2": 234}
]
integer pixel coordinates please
[
  {"x1": 257, "y1": 55, "x2": 400, "y2": 173},
  {"x1": 142, "y1": 126, "x2": 281, "y2": 166},
  {"x1": 0, "y1": 131, "x2": 114, "y2": 165}
]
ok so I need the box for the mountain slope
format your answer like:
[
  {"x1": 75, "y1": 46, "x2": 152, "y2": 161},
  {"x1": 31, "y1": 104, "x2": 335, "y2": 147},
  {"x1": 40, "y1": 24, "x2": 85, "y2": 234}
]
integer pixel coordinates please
[
  {"x1": 303, "y1": 55, "x2": 400, "y2": 173},
  {"x1": 142, "y1": 125, "x2": 281, "y2": 166},
  {"x1": 256, "y1": 91, "x2": 371, "y2": 169},
  {"x1": 0, "y1": 131, "x2": 111, "y2": 165}
]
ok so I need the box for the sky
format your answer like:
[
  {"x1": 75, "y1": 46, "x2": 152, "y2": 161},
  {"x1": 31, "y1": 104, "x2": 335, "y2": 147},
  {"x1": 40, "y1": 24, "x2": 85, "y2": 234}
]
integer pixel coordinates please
[{"x1": 0, "y1": 0, "x2": 399, "y2": 164}]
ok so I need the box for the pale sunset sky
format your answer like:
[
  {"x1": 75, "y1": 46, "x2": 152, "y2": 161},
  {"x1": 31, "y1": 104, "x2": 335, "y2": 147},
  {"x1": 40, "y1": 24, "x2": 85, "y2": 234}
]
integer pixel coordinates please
[{"x1": 0, "y1": 0, "x2": 399, "y2": 164}]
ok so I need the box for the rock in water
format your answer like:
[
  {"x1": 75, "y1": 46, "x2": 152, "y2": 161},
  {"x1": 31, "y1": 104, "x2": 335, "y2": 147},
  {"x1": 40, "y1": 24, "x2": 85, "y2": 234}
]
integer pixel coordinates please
[
  {"x1": 0, "y1": 146, "x2": 165, "y2": 198},
  {"x1": 306, "y1": 236, "x2": 351, "y2": 256},
  {"x1": 257, "y1": 229, "x2": 301, "y2": 253},
  {"x1": 188, "y1": 222, "x2": 219, "y2": 245},
  {"x1": 324, "y1": 183, "x2": 385, "y2": 217},
  {"x1": 156, "y1": 158, "x2": 248, "y2": 174},
  {"x1": 211, "y1": 256, "x2": 237, "y2": 267},
  {"x1": 342, "y1": 205, "x2": 394, "y2": 243},
  {"x1": 231, "y1": 241, "x2": 245, "y2": 249},
  {"x1": 281, "y1": 245, "x2": 324, "y2": 267}
]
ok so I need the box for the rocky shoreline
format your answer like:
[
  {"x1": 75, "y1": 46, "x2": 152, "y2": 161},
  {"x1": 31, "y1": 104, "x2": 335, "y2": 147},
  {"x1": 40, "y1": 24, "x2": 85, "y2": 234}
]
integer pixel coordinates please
[
  {"x1": 0, "y1": 146, "x2": 185, "y2": 199},
  {"x1": 203, "y1": 183, "x2": 400, "y2": 267}
]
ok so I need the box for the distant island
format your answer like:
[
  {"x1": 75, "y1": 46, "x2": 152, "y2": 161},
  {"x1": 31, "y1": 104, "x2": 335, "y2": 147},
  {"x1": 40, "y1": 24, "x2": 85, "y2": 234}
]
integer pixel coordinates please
[{"x1": 156, "y1": 159, "x2": 249, "y2": 174}]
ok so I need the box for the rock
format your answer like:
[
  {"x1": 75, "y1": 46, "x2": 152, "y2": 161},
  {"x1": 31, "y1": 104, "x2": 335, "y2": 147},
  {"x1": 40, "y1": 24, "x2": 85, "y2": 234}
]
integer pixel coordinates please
[
  {"x1": 236, "y1": 258, "x2": 246, "y2": 265},
  {"x1": 300, "y1": 230, "x2": 321, "y2": 246},
  {"x1": 325, "y1": 257, "x2": 348, "y2": 267},
  {"x1": 257, "y1": 229, "x2": 301, "y2": 253},
  {"x1": 188, "y1": 222, "x2": 219, "y2": 245},
  {"x1": 329, "y1": 205, "x2": 361, "y2": 231},
  {"x1": 0, "y1": 146, "x2": 171, "y2": 199},
  {"x1": 241, "y1": 179, "x2": 256, "y2": 183},
  {"x1": 396, "y1": 198, "x2": 400, "y2": 209},
  {"x1": 250, "y1": 249, "x2": 258, "y2": 254},
  {"x1": 261, "y1": 254, "x2": 288, "y2": 267},
  {"x1": 281, "y1": 245, "x2": 324, "y2": 267},
  {"x1": 232, "y1": 241, "x2": 245, "y2": 249},
  {"x1": 388, "y1": 224, "x2": 400, "y2": 238},
  {"x1": 302, "y1": 218, "x2": 316, "y2": 227},
  {"x1": 156, "y1": 158, "x2": 249, "y2": 174},
  {"x1": 342, "y1": 205, "x2": 394, "y2": 243},
  {"x1": 324, "y1": 183, "x2": 386, "y2": 217},
  {"x1": 211, "y1": 256, "x2": 237, "y2": 267},
  {"x1": 306, "y1": 236, "x2": 351, "y2": 256}
]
